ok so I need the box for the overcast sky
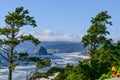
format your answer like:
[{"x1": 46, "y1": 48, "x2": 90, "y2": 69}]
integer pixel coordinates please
[{"x1": 0, "y1": 0, "x2": 120, "y2": 42}]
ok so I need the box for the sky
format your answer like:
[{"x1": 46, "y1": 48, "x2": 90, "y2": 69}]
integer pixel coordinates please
[{"x1": 0, "y1": 0, "x2": 120, "y2": 42}]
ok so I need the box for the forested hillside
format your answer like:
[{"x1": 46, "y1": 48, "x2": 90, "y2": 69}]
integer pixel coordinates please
[{"x1": 15, "y1": 41, "x2": 86, "y2": 54}]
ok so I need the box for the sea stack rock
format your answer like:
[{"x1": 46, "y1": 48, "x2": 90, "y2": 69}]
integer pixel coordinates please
[{"x1": 36, "y1": 46, "x2": 48, "y2": 55}]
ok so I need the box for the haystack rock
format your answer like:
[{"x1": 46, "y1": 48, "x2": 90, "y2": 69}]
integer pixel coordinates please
[{"x1": 36, "y1": 46, "x2": 48, "y2": 55}]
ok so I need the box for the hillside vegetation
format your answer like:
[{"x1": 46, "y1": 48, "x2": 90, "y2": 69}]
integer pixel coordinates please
[{"x1": 53, "y1": 11, "x2": 120, "y2": 80}]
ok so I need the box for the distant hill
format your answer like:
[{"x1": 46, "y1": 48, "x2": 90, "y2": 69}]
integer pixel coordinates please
[
  {"x1": 15, "y1": 41, "x2": 86, "y2": 54},
  {"x1": 41, "y1": 41, "x2": 86, "y2": 53}
]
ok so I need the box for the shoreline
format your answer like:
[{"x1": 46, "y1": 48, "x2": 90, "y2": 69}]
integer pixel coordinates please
[{"x1": 36, "y1": 72, "x2": 60, "y2": 80}]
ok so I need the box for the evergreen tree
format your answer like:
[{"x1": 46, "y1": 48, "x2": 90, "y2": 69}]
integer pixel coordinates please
[
  {"x1": 0, "y1": 7, "x2": 40, "y2": 80},
  {"x1": 82, "y1": 11, "x2": 112, "y2": 57}
]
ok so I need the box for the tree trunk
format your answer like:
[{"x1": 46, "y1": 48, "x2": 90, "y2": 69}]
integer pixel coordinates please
[
  {"x1": 8, "y1": 24, "x2": 15, "y2": 80},
  {"x1": 8, "y1": 69, "x2": 12, "y2": 80},
  {"x1": 8, "y1": 46, "x2": 14, "y2": 80},
  {"x1": 90, "y1": 41, "x2": 93, "y2": 57},
  {"x1": 8, "y1": 55, "x2": 13, "y2": 80}
]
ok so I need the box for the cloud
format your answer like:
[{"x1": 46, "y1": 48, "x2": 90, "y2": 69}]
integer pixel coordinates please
[{"x1": 34, "y1": 29, "x2": 81, "y2": 42}]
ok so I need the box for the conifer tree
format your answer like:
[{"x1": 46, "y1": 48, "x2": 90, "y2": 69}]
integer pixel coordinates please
[
  {"x1": 0, "y1": 7, "x2": 40, "y2": 80},
  {"x1": 82, "y1": 11, "x2": 112, "y2": 57}
]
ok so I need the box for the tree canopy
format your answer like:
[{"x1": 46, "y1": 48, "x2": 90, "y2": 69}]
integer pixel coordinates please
[
  {"x1": 82, "y1": 11, "x2": 112, "y2": 57},
  {"x1": 0, "y1": 6, "x2": 40, "y2": 80}
]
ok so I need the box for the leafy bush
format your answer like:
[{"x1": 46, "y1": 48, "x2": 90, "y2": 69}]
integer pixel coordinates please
[
  {"x1": 47, "y1": 66, "x2": 64, "y2": 74},
  {"x1": 99, "y1": 66, "x2": 120, "y2": 80},
  {"x1": 99, "y1": 72, "x2": 111, "y2": 80}
]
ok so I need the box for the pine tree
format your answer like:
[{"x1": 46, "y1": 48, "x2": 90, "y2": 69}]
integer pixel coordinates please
[
  {"x1": 82, "y1": 11, "x2": 112, "y2": 57},
  {"x1": 0, "y1": 7, "x2": 40, "y2": 80}
]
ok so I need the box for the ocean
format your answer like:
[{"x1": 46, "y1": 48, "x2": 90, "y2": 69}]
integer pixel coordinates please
[{"x1": 0, "y1": 52, "x2": 89, "y2": 80}]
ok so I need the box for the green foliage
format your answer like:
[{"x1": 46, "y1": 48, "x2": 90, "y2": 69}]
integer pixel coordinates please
[
  {"x1": 28, "y1": 58, "x2": 51, "y2": 80},
  {"x1": 47, "y1": 66, "x2": 64, "y2": 74},
  {"x1": 99, "y1": 66, "x2": 120, "y2": 80},
  {"x1": 18, "y1": 52, "x2": 28, "y2": 60},
  {"x1": 36, "y1": 57, "x2": 51, "y2": 68},
  {"x1": 28, "y1": 57, "x2": 40, "y2": 62},
  {"x1": 0, "y1": 6, "x2": 40, "y2": 80},
  {"x1": 55, "y1": 11, "x2": 120, "y2": 80},
  {"x1": 54, "y1": 60, "x2": 101, "y2": 80},
  {"x1": 29, "y1": 66, "x2": 63, "y2": 80},
  {"x1": 54, "y1": 58, "x2": 112, "y2": 80},
  {"x1": 94, "y1": 40, "x2": 120, "y2": 66},
  {"x1": 0, "y1": 7, "x2": 119, "y2": 80},
  {"x1": 9, "y1": 63, "x2": 18, "y2": 70},
  {"x1": 54, "y1": 64, "x2": 73, "y2": 80},
  {"x1": 34, "y1": 72, "x2": 48, "y2": 78},
  {"x1": 99, "y1": 72, "x2": 111, "y2": 80},
  {"x1": 20, "y1": 34, "x2": 40, "y2": 46},
  {"x1": 5, "y1": 6, "x2": 37, "y2": 27},
  {"x1": 55, "y1": 40, "x2": 120, "y2": 80},
  {"x1": 82, "y1": 11, "x2": 112, "y2": 57}
]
